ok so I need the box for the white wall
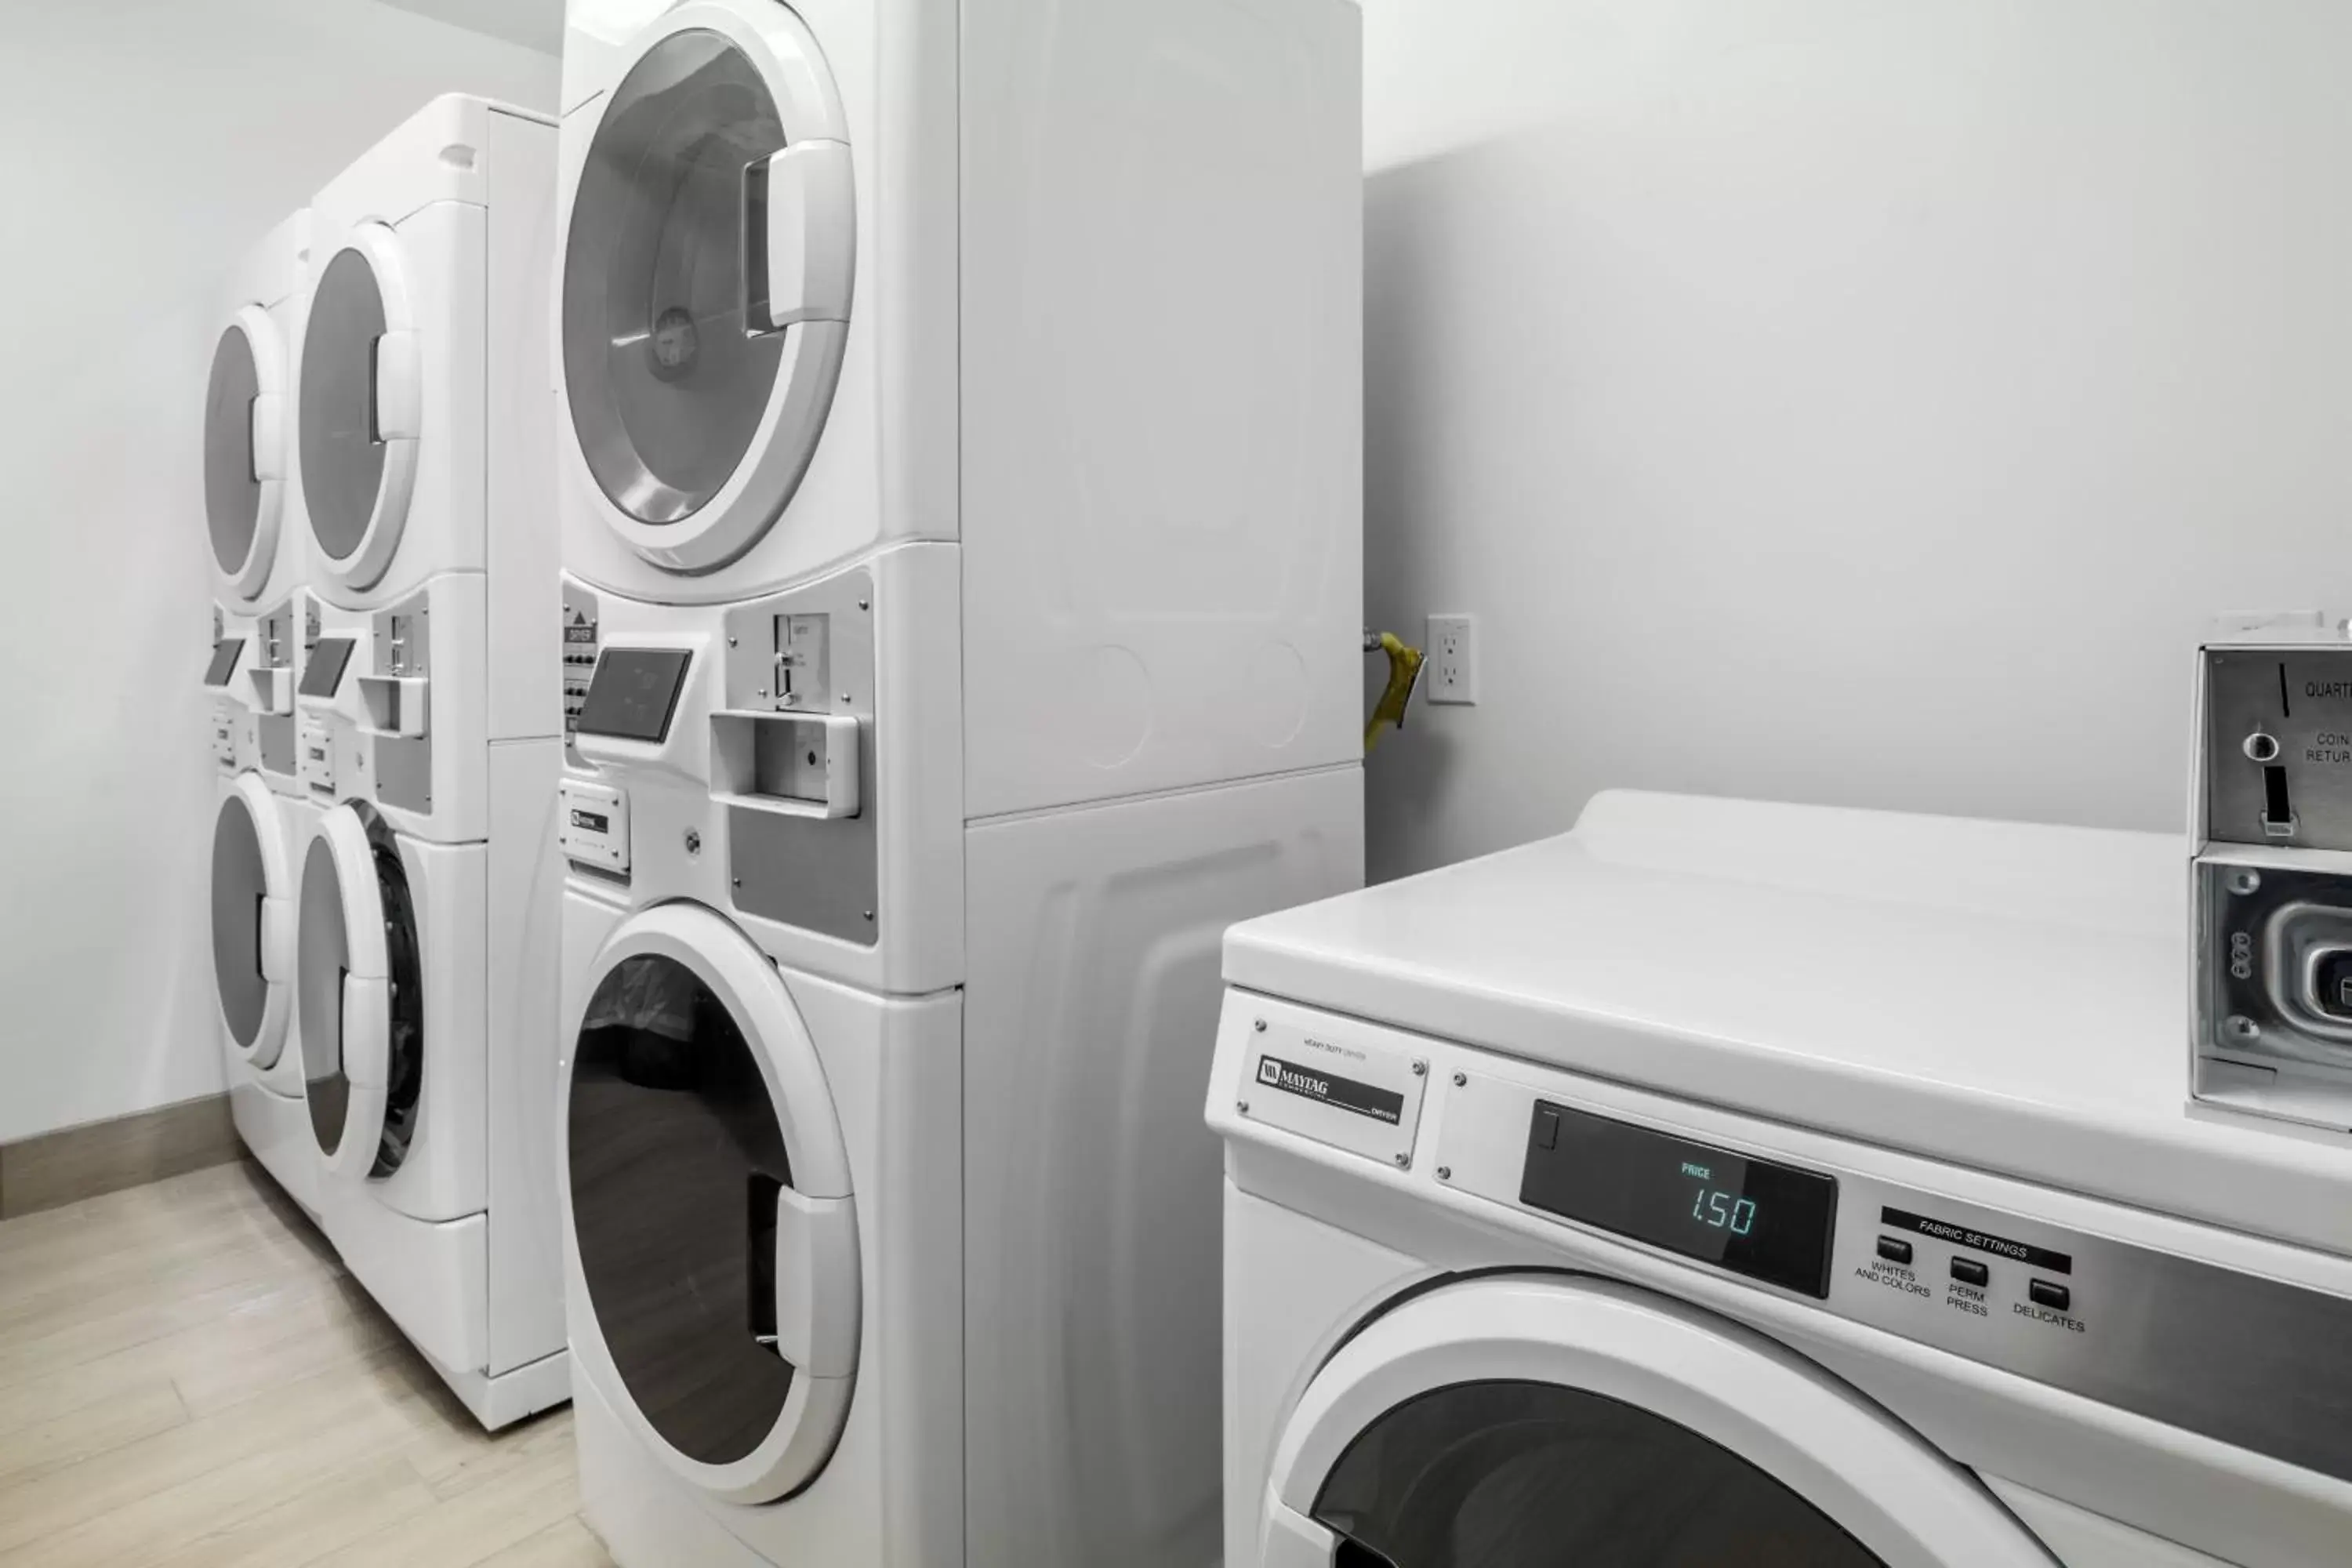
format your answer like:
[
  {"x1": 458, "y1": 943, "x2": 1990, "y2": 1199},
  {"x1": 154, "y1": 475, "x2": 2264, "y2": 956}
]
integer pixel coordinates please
[
  {"x1": 1360, "y1": 0, "x2": 2352, "y2": 882},
  {"x1": 0, "y1": 0, "x2": 555, "y2": 1144}
]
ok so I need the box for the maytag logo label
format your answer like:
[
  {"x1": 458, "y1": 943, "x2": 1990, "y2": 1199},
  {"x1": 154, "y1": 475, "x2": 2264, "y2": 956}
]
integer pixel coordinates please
[{"x1": 1254, "y1": 1054, "x2": 1403, "y2": 1125}]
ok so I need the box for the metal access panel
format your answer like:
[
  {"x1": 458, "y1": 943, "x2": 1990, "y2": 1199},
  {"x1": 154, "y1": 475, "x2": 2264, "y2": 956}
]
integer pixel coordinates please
[
  {"x1": 2197, "y1": 860, "x2": 2352, "y2": 1065},
  {"x1": 372, "y1": 597, "x2": 432, "y2": 815},
  {"x1": 2205, "y1": 648, "x2": 2352, "y2": 851},
  {"x1": 720, "y1": 568, "x2": 878, "y2": 947}
]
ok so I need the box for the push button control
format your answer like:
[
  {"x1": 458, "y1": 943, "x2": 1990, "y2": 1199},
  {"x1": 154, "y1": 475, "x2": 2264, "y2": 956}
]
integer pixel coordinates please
[
  {"x1": 2029, "y1": 1279, "x2": 2071, "y2": 1312},
  {"x1": 1951, "y1": 1258, "x2": 1990, "y2": 1287},
  {"x1": 1875, "y1": 1236, "x2": 1913, "y2": 1265}
]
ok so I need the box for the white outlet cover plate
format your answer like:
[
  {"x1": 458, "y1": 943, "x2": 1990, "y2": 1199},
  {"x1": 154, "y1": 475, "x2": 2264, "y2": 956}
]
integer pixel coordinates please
[{"x1": 1428, "y1": 613, "x2": 1477, "y2": 704}]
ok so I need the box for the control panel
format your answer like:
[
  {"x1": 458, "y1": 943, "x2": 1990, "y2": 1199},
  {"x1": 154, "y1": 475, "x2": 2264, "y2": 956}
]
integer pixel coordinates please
[
  {"x1": 299, "y1": 715, "x2": 337, "y2": 794},
  {"x1": 559, "y1": 779, "x2": 630, "y2": 874},
  {"x1": 1519, "y1": 1102, "x2": 1836, "y2": 1298},
  {"x1": 1216, "y1": 997, "x2": 2352, "y2": 1489},
  {"x1": 249, "y1": 601, "x2": 297, "y2": 717},
  {"x1": 714, "y1": 566, "x2": 880, "y2": 946},
  {"x1": 1431, "y1": 1063, "x2": 2352, "y2": 1486},
  {"x1": 212, "y1": 701, "x2": 241, "y2": 768},
  {"x1": 2204, "y1": 645, "x2": 2352, "y2": 851},
  {"x1": 2191, "y1": 627, "x2": 2352, "y2": 1129},
  {"x1": 300, "y1": 637, "x2": 356, "y2": 701},
  {"x1": 561, "y1": 585, "x2": 598, "y2": 754},
  {"x1": 359, "y1": 603, "x2": 430, "y2": 739},
  {"x1": 203, "y1": 638, "x2": 244, "y2": 690}
]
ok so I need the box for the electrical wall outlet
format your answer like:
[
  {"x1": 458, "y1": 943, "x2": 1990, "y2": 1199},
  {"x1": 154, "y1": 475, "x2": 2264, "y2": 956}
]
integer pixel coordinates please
[{"x1": 1426, "y1": 614, "x2": 1477, "y2": 704}]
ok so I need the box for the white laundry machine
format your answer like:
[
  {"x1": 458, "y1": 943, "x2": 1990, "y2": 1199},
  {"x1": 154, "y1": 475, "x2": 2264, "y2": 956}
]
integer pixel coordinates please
[
  {"x1": 206, "y1": 212, "x2": 324, "y2": 1214},
  {"x1": 205, "y1": 209, "x2": 306, "y2": 616},
  {"x1": 550, "y1": 0, "x2": 1363, "y2": 1563},
  {"x1": 210, "y1": 696, "x2": 326, "y2": 1217},
  {"x1": 289, "y1": 93, "x2": 568, "y2": 1429},
  {"x1": 1208, "y1": 791, "x2": 2352, "y2": 1568}
]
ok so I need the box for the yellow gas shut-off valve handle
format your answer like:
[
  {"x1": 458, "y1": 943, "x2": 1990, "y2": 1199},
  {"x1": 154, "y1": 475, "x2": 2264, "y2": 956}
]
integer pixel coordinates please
[{"x1": 1363, "y1": 630, "x2": 1425, "y2": 753}]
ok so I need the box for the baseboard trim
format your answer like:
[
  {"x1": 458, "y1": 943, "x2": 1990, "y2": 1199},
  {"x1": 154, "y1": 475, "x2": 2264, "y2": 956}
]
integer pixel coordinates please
[{"x1": 0, "y1": 1092, "x2": 241, "y2": 1219}]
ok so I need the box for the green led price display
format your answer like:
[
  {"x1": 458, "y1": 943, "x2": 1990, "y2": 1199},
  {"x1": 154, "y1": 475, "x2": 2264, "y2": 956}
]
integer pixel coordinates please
[{"x1": 1519, "y1": 1102, "x2": 1838, "y2": 1298}]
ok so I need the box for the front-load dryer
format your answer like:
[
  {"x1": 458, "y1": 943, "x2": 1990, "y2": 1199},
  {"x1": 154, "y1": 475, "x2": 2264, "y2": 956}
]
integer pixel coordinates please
[
  {"x1": 555, "y1": 0, "x2": 1362, "y2": 815},
  {"x1": 557, "y1": 559, "x2": 1362, "y2": 1568},
  {"x1": 292, "y1": 94, "x2": 568, "y2": 1430},
  {"x1": 1211, "y1": 792, "x2": 2352, "y2": 1568},
  {"x1": 554, "y1": 2, "x2": 1364, "y2": 1560},
  {"x1": 205, "y1": 211, "x2": 307, "y2": 616},
  {"x1": 210, "y1": 702, "x2": 324, "y2": 1218},
  {"x1": 557, "y1": 754, "x2": 962, "y2": 1566},
  {"x1": 206, "y1": 212, "x2": 321, "y2": 1214},
  {"x1": 203, "y1": 212, "x2": 312, "y2": 803}
]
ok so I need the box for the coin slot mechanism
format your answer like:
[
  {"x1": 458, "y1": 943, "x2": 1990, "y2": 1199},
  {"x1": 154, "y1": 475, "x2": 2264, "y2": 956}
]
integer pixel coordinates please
[{"x1": 2264, "y1": 765, "x2": 2296, "y2": 837}]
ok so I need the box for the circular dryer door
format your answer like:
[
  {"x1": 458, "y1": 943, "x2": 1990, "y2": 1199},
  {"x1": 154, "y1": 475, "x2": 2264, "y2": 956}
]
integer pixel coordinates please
[
  {"x1": 1260, "y1": 1276, "x2": 2058, "y2": 1568},
  {"x1": 211, "y1": 773, "x2": 294, "y2": 1070},
  {"x1": 299, "y1": 227, "x2": 420, "y2": 593},
  {"x1": 205, "y1": 303, "x2": 288, "y2": 601},
  {"x1": 560, "y1": 0, "x2": 854, "y2": 574},
  {"x1": 296, "y1": 805, "x2": 424, "y2": 1181},
  {"x1": 563, "y1": 902, "x2": 859, "y2": 1505}
]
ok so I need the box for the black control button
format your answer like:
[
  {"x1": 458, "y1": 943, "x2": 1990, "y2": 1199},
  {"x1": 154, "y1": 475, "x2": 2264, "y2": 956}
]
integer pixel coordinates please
[
  {"x1": 1875, "y1": 1236, "x2": 1913, "y2": 1265},
  {"x1": 2029, "y1": 1279, "x2": 2071, "y2": 1312},
  {"x1": 1533, "y1": 1108, "x2": 1559, "y2": 1151},
  {"x1": 1951, "y1": 1258, "x2": 1990, "y2": 1287}
]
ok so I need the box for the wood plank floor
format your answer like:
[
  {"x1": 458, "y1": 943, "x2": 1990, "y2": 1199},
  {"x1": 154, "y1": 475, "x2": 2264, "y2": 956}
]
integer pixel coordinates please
[{"x1": 0, "y1": 1161, "x2": 612, "y2": 1566}]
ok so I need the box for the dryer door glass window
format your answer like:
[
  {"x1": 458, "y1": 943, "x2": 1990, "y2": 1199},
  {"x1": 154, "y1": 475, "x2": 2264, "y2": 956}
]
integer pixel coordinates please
[
  {"x1": 562, "y1": 29, "x2": 786, "y2": 527},
  {"x1": 368, "y1": 833, "x2": 424, "y2": 1177},
  {"x1": 568, "y1": 953, "x2": 797, "y2": 1466},
  {"x1": 301, "y1": 247, "x2": 390, "y2": 564},
  {"x1": 298, "y1": 833, "x2": 354, "y2": 1156},
  {"x1": 1312, "y1": 1381, "x2": 1885, "y2": 1566},
  {"x1": 210, "y1": 789, "x2": 270, "y2": 1051},
  {"x1": 204, "y1": 325, "x2": 263, "y2": 576},
  {"x1": 296, "y1": 818, "x2": 423, "y2": 1175}
]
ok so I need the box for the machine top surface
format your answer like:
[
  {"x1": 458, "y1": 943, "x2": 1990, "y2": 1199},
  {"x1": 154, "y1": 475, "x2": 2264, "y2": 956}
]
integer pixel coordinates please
[{"x1": 1225, "y1": 790, "x2": 2352, "y2": 1255}]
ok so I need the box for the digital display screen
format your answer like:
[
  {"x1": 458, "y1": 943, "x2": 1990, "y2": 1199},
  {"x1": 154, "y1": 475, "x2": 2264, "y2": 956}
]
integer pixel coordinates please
[
  {"x1": 1519, "y1": 1102, "x2": 1838, "y2": 1298},
  {"x1": 299, "y1": 637, "x2": 356, "y2": 699},
  {"x1": 203, "y1": 640, "x2": 243, "y2": 688},
  {"x1": 576, "y1": 648, "x2": 691, "y2": 744}
]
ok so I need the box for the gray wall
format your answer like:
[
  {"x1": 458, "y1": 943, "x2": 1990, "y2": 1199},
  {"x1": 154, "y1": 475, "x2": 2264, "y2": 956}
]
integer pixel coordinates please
[
  {"x1": 1359, "y1": 0, "x2": 2352, "y2": 882},
  {"x1": 0, "y1": 0, "x2": 556, "y2": 1142}
]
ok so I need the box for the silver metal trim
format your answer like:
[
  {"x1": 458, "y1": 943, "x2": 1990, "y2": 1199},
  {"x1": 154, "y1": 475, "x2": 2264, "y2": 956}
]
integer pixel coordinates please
[{"x1": 1436, "y1": 1070, "x2": 2352, "y2": 1483}]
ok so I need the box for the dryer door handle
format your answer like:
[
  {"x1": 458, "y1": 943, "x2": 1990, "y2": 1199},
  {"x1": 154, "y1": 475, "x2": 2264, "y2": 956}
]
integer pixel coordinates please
[
  {"x1": 742, "y1": 139, "x2": 854, "y2": 335},
  {"x1": 249, "y1": 390, "x2": 285, "y2": 481},
  {"x1": 370, "y1": 330, "x2": 420, "y2": 443},
  {"x1": 339, "y1": 971, "x2": 390, "y2": 1090},
  {"x1": 760, "y1": 1181, "x2": 858, "y2": 1378},
  {"x1": 257, "y1": 894, "x2": 289, "y2": 986}
]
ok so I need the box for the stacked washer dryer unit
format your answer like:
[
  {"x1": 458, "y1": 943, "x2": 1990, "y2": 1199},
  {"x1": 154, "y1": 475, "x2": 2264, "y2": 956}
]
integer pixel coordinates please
[
  {"x1": 291, "y1": 94, "x2": 568, "y2": 1428},
  {"x1": 550, "y1": 1, "x2": 1362, "y2": 1563},
  {"x1": 1210, "y1": 793, "x2": 2352, "y2": 1568},
  {"x1": 205, "y1": 210, "x2": 327, "y2": 1218}
]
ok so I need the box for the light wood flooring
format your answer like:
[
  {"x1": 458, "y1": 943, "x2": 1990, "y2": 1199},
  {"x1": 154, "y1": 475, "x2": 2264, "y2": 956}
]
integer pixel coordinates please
[{"x1": 0, "y1": 1161, "x2": 612, "y2": 1566}]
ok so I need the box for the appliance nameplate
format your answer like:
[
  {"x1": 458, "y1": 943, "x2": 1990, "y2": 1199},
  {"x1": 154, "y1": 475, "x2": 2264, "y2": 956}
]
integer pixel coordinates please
[{"x1": 1238, "y1": 1015, "x2": 1426, "y2": 1169}]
